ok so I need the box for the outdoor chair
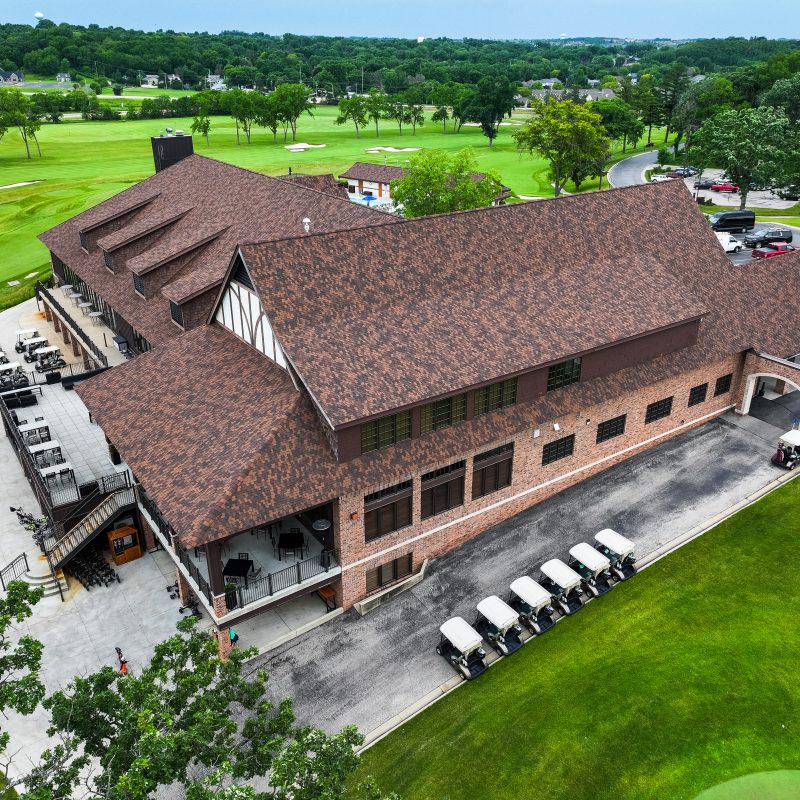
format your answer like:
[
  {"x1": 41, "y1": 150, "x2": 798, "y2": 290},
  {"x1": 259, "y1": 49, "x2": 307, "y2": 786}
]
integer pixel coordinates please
[
  {"x1": 249, "y1": 560, "x2": 262, "y2": 579},
  {"x1": 238, "y1": 552, "x2": 249, "y2": 561}
]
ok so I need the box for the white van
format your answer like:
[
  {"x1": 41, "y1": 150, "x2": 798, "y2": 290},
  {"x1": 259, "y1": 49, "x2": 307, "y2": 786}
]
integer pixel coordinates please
[{"x1": 715, "y1": 232, "x2": 742, "y2": 253}]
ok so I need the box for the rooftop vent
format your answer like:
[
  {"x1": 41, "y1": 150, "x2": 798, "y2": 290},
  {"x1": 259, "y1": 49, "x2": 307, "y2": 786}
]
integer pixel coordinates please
[{"x1": 303, "y1": 217, "x2": 311, "y2": 234}]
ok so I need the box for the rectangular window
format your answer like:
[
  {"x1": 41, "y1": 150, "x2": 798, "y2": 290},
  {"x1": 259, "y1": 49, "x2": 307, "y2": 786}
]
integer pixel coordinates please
[
  {"x1": 365, "y1": 553, "x2": 413, "y2": 593},
  {"x1": 169, "y1": 300, "x2": 185, "y2": 328},
  {"x1": 361, "y1": 411, "x2": 412, "y2": 454},
  {"x1": 364, "y1": 480, "x2": 413, "y2": 542},
  {"x1": 547, "y1": 358, "x2": 582, "y2": 392},
  {"x1": 715, "y1": 373, "x2": 733, "y2": 396},
  {"x1": 79, "y1": 231, "x2": 89, "y2": 250},
  {"x1": 472, "y1": 443, "x2": 514, "y2": 499},
  {"x1": 103, "y1": 250, "x2": 113, "y2": 271},
  {"x1": 645, "y1": 396, "x2": 673, "y2": 424},
  {"x1": 474, "y1": 378, "x2": 518, "y2": 416},
  {"x1": 542, "y1": 434, "x2": 575, "y2": 466},
  {"x1": 421, "y1": 461, "x2": 465, "y2": 520},
  {"x1": 132, "y1": 273, "x2": 145, "y2": 296},
  {"x1": 420, "y1": 394, "x2": 466, "y2": 433},
  {"x1": 688, "y1": 383, "x2": 708, "y2": 407},
  {"x1": 596, "y1": 414, "x2": 626, "y2": 443}
]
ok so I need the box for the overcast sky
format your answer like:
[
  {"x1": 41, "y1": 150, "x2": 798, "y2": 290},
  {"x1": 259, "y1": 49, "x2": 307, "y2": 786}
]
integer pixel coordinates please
[{"x1": 8, "y1": 0, "x2": 800, "y2": 40}]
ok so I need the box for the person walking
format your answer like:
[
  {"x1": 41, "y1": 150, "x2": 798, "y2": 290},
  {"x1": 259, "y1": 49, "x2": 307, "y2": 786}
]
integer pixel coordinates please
[{"x1": 229, "y1": 627, "x2": 239, "y2": 647}]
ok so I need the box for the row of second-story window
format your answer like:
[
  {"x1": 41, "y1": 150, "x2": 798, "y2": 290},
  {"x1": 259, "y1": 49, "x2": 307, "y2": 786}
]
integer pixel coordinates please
[{"x1": 361, "y1": 378, "x2": 518, "y2": 454}]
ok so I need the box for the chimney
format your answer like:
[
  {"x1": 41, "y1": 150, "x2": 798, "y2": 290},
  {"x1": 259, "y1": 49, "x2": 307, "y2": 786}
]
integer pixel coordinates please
[{"x1": 151, "y1": 130, "x2": 194, "y2": 173}]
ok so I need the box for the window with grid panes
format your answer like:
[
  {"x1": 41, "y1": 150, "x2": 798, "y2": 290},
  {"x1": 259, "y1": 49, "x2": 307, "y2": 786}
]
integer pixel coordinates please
[
  {"x1": 714, "y1": 373, "x2": 733, "y2": 396},
  {"x1": 103, "y1": 250, "x2": 113, "y2": 271},
  {"x1": 421, "y1": 461, "x2": 465, "y2": 519},
  {"x1": 360, "y1": 410, "x2": 412, "y2": 453},
  {"x1": 365, "y1": 553, "x2": 413, "y2": 593},
  {"x1": 169, "y1": 301, "x2": 185, "y2": 328},
  {"x1": 421, "y1": 394, "x2": 466, "y2": 433},
  {"x1": 547, "y1": 358, "x2": 582, "y2": 392},
  {"x1": 645, "y1": 396, "x2": 673, "y2": 424},
  {"x1": 474, "y1": 378, "x2": 517, "y2": 416},
  {"x1": 132, "y1": 272, "x2": 145, "y2": 296},
  {"x1": 688, "y1": 383, "x2": 708, "y2": 407},
  {"x1": 542, "y1": 434, "x2": 575, "y2": 465},
  {"x1": 596, "y1": 414, "x2": 626, "y2": 443},
  {"x1": 472, "y1": 443, "x2": 513, "y2": 499},
  {"x1": 364, "y1": 480, "x2": 413, "y2": 542}
]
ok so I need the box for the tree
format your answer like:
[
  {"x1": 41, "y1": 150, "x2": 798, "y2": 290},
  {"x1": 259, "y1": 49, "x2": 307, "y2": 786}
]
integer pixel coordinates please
[
  {"x1": 30, "y1": 92, "x2": 63, "y2": 124},
  {"x1": 22, "y1": 618, "x2": 383, "y2": 800},
  {"x1": 0, "y1": 89, "x2": 41, "y2": 158},
  {"x1": 408, "y1": 104, "x2": 424, "y2": 135},
  {"x1": 512, "y1": 98, "x2": 610, "y2": 196},
  {"x1": 694, "y1": 107, "x2": 795, "y2": 209},
  {"x1": 760, "y1": 73, "x2": 800, "y2": 123},
  {"x1": 658, "y1": 62, "x2": 690, "y2": 141},
  {"x1": 635, "y1": 74, "x2": 663, "y2": 144},
  {"x1": 390, "y1": 147, "x2": 504, "y2": 217},
  {"x1": 432, "y1": 106, "x2": 449, "y2": 132},
  {"x1": 271, "y1": 83, "x2": 314, "y2": 142},
  {"x1": 335, "y1": 95, "x2": 367, "y2": 138},
  {"x1": 592, "y1": 98, "x2": 642, "y2": 152},
  {"x1": 254, "y1": 92, "x2": 280, "y2": 142},
  {"x1": 451, "y1": 87, "x2": 475, "y2": 133},
  {"x1": 386, "y1": 100, "x2": 411, "y2": 135},
  {"x1": 465, "y1": 76, "x2": 516, "y2": 147},
  {"x1": 227, "y1": 88, "x2": 255, "y2": 144},
  {"x1": 190, "y1": 113, "x2": 211, "y2": 145},
  {"x1": 672, "y1": 76, "x2": 734, "y2": 153},
  {"x1": 112, "y1": 84, "x2": 123, "y2": 96},
  {"x1": 364, "y1": 88, "x2": 388, "y2": 137}
]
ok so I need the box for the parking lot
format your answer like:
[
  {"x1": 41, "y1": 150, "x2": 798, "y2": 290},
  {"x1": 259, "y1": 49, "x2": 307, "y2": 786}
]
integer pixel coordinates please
[{"x1": 718, "y1": 222, "x2": 799, "y2": 267}]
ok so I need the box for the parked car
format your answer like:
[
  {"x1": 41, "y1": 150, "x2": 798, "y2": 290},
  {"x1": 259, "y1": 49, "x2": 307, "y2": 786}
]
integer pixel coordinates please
[
  {"x1": 694, "y1": 178, "x2": 714, "y2": 190},
  {"x1": 711, "y1": 182, "x2": 739, "y2": 193},
  {"x1": 708, "y1": 210, "x2": 756, "y2": 232},
  {"x1": 666, "y1": 167, "x2": 698, "y2": 178},
  {"x1": 751, "y1": 243, "x2": 796, "y2": 259},
  {"x1": 743, "y1": 228, "x2": 793, "y2": 248},
  {"x1": 715, "y1": 232, "x2": 742, "y2": 253},
  {"x1": 650, "y1": 174, "x2": 677, "y2": 183},
  {"x1": 776, "y1": 188, "x2": 800, "y2": 201}
]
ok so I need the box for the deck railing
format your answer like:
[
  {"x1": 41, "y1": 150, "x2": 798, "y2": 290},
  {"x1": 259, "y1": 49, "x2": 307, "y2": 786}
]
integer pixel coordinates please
[
  {"x1": 0, "y1": 553, "x2": 29, "y2": 591},
  {"x1": 176, "y1": 544, "x2": 213, "y2": 604}
]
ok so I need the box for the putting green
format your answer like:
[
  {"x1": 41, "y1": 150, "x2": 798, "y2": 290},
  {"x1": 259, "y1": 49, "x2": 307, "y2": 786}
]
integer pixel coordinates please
[{"x1": 695, "y1": 771, "x2": 800, "y2": 799}]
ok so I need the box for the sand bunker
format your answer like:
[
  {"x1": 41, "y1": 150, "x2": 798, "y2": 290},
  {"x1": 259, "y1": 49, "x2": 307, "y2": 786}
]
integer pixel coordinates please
[
  {"x1": 463, "y1": 121, "x2": 521, "y2": 127},
  {"x1": 0, "y1": 180, "x2": 42, "y2": 190},
  {"x1": 284, "y1": 143, "x2": 327, "y2": 151},
  {"x1": 364, "y1": 146, "x2": 420, "y2": 153}
]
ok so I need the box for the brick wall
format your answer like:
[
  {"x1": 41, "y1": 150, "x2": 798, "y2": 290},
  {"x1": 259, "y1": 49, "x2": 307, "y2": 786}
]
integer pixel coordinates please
[{"x1": 336, "y1": 355, "x2": 741, "y2": 609}]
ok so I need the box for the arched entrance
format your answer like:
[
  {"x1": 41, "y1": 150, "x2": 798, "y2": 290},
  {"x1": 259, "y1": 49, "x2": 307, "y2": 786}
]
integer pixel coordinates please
[{"x1": 737, "y1": 372, "x2": 800, "y2": 416}]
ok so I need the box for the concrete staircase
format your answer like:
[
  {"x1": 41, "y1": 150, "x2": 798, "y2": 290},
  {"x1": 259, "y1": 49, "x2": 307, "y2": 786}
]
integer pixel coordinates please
[{"x1": 21, "y1": 568, "x2": 68, "y2": 598}]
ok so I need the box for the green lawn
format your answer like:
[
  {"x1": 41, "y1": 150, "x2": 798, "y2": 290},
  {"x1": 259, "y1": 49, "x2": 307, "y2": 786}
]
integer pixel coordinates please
[
  {"x1": 0, "y1": 108, "x2": 670, "y2": 308},
  {"x1": 352, "y1": 476, "x2": 800, "y2": 800}
]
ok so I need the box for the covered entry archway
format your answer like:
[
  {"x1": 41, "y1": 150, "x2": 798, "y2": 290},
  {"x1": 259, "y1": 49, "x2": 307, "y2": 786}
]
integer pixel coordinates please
[{"x1": 737, "y1": 352, "x2": 800, "y2": 421}]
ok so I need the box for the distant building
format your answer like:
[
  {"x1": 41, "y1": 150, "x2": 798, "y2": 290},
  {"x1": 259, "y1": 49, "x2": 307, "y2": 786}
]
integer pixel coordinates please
[
  {"x1": 521, "y1": 78, "x2": 561, "y2": 89},
  {"x1": 56, "y1": 72, "x2": 71, "y2": 83},
  {"x1": 141, "y1": 74, "x2": 159, "y2": 87},
  {"x1": 416, "y1": 36, "x2": 425, "y2": 43},
  {"x1": 0, "y1": 69, "x2": 24, "y2": 84},
  {"x1": 529, "y1": 88, "x2": 616, "y2": 102},
  {"x1": 206, "y1": 74, "x2": 222, "y2": 86}
]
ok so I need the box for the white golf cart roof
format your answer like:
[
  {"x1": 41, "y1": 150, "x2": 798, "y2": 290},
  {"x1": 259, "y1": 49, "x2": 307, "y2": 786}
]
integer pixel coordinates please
[
  {"x1": 439, "y1": 616, "x2": 483, "y2": 652},
  {"x1": 476, "y1": 595, "x2": 519, "y2": 630},
  {"x1": 16, "y1": 329, "x2": 37, "y2": 339},
  {"x1": 510, "y1": 576, "x2": 551, "y2": 609},
  {"x1": 595, "y1": 528, "x2": 635, "y2": 558},
  {"x1": 25, "y1": 337, "x2": 47, "y2": 346},
  {"x1": 569, "y1": 542, "x2": 611, "y2": 572},
  {"x1": 0, "y1": 362, "x2": 21, "y2": 372},
  {"x1": 779, "y1": 429, "x2": 800, "y2": 447},
  {"x1": 541, "y1": 559, "x2": 583, "y2": 590},
  {"x1": 34, "y1": 346, "x2": 60, "y2": 356}
]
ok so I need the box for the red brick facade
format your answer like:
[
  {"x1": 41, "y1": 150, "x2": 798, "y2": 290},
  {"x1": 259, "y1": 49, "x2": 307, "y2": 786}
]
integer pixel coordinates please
[{"x1": 336, "y1": 355, "x2": 742, "y2": 609}]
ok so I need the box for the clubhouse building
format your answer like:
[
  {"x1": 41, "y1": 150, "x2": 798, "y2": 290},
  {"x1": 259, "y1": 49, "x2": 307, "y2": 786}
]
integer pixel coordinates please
[{"x1": 18, "y1": 134, "x2": 800, "y2": 656}]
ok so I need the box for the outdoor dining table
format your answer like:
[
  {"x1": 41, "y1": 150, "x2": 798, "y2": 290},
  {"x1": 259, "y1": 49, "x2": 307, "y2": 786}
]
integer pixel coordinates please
[
  {"x1": 88, "y1": 311, "x2": 104, "y2": 325},
  {"x1": 78, "y1": 302, "x2": 93, "y2": 315},
  {"x1": 277, "y1": 530, "x2": 305, "y2": 561},
  {"x1": 18, "y1": 420, "x2": 50, "y2": 445},
  {"x1": 28, "y1": 439, "x2": 62, "y2": 468},
  {"x1": 59, "y1": 284, "x2": 73, "y2": 294},
  {"x1": 68, "y1": 292, "x2": 83, "y2": 304},
  {"x1": 223, "y1": 558, "x2": 254, "y2": 588},
  {"x1": 39, "y1": 461, "x2": 73, "y2": 482}
]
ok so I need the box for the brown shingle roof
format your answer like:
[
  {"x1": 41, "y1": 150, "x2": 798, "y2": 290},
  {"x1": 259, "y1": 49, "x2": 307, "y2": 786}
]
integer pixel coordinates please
[
  {"x1": 340, "y1": 162, "x2": 510, "y2": 195},
  {"x1": 242, "y1": 181, "x2": 709, "y2": 427},
  {"x1": 39, "y1": 155, "x2": 396, "y2": 345},
  {"x1": 277, "y1": 172, "x2": 350, "y2": 201}
]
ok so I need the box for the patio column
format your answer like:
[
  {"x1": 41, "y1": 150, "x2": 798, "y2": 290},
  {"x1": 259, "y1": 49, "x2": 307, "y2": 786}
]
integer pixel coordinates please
[
  {"x1": 71, "y1": 337, "x2": 81, "y2": 358},
  {"x1": 43, "y1": 303, "x2": 53, "y2": 324},
  {"x1": 176, "y1": 568, "x2": 190, "y2": 605},
  {"x1": 205, "y1": 541, "x2": 225, "y2": 596}
]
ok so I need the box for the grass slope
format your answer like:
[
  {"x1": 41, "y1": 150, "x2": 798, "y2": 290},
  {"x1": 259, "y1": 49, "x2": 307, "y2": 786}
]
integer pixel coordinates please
[
  {"x1": 0, "y1": 106, "x2": 670, "y2": 302},
  {"x1": 353, "y1": 476, "x2": 800, "y2": 800}
]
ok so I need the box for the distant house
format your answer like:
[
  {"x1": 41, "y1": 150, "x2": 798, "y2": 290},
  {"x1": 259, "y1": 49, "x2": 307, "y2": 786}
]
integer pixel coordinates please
[
  {"x1": 521, "y1": 78, "x2": 561, "y2": 90},
  {"x1": 529, "y1": 88, "x2": 616, "y2": 102},
  {"x1": 166, "y1": 74, "x2": 181, "y2": 85},
  {"x1": 56, "y1": 72, "x2": 71, "y2": 83},
  {"x1": 141, "y1": 74, "x2": 159, "y2": 87},
  {"x1": 206, "y1": 74, "x2": 222, "y2": 86},
  {"x1": 0, "y1": 69, "x2": 24, "y2": 84},
  {"x1": 340, "y1": 162, "x2": 512, "y2": 209}
]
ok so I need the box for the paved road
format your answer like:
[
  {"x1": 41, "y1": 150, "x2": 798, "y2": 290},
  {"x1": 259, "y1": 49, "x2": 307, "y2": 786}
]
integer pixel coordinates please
[
  {"x1": 719, "y1": 223, "x2": 799, "y2": 267},
  {"x1": 257, "y1": 413, "x2": 782, "y2": 737},
  {"x1": 608, "y1": 150, "x2": 658, "y2": 188}
]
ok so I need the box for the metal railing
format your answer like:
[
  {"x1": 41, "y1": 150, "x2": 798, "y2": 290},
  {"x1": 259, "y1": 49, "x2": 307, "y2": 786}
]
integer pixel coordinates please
[
  {"x1": 230, "y1": 550, "x2": 338, "y2": 609},
  {"x1": 0, "y1": 553, "x2": 29, "y2": 591},
  {"x1": 176, "y1": 545, "x2": 213, "y2": 604},
  {"x1": 36, "y1": 282, "x2": 108, "y2": 368}
]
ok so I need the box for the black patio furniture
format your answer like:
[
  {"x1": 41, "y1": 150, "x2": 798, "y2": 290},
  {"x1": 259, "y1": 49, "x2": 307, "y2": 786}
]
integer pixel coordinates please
[
  {"x1": 223, "y1": 557, "x2": 254, "y2": 588},
  {"x1": 277, "y1": 530, "x2": 305, "y2": 561}
]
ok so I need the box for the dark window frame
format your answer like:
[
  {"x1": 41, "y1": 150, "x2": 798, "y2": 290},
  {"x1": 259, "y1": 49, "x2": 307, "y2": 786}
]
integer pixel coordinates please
[
  {"x1": 132, "y1": 272, "x2": 145, "y2": 297},
  {"x1": 714, "y1": 373, "x2": 733, "y2": 396},
  {"x1": 169, "y1": 300, "x2": 185, "y2": 328},
  {"x1": 103, "y1": 250, "x2": 114, "y2": 271},
  {"x1": 645, "y1": 396, "x2": 673, "y2": 424},
  {"x1": 542, "y1": 434, "x2": 575, "y2": 466},
  {"x1": 79, "y1": 231, "x2": 89, "y2": 251},
  {"x1": 547, "y1": 358, "x2": 582, "y2": 392},
  {"x1": 474, "y1": 378, "x2": 518, "y2": 416},
  {"x1": 364, "y1": 480, "x2": 413, "y2": 542},
  {"x1": 421, "y1": 394, "x2": 466, "y2": 433},
  {"x1": 688, "y1": 383, "x2": 708, "y2": 407},
  {"x1": 596, "y1": 414, "x2": 627, "y2": 443},
  {"x1": 472, "y1": 444, "x2": 514, "y2": 499},
  {"x1": 361, "y1": 411, "x2": 412, "y2": 454},
  {"x1": 421, "y1": 461, "x2": 465, "y2": 520},
  {"x1": 365, "y1": 553, "x2": 413, "y2": 593}
]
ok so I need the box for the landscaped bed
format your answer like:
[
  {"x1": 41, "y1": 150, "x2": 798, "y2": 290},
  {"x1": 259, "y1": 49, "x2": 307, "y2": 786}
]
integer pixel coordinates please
[{"x1": 352, "y1": 476, "x2": 800, "y2": 800}]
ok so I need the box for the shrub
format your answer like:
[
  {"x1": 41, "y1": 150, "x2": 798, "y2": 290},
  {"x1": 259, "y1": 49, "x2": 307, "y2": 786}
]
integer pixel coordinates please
[
  {"x1": 112, "y1": 84, "x2": 123, "y2": 96},
  {"x1": 657, "y1": 146, "x2": 671, "y2": 166}
]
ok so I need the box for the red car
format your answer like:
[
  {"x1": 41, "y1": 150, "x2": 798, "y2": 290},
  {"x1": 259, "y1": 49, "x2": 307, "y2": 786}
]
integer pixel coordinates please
[
  {"x1": 711, "y1": 182, "x2": 739, "y2": 192},
  {"x1": 751, "y1": 243, "x2": 796, "y2": 259}
]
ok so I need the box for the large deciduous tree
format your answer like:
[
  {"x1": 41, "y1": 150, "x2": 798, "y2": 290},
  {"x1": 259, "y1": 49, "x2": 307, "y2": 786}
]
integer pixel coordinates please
[
  {"x1": 271, "y1": 83, "x2": 314, "y2": 142},
  {"x1": 694, "y1": 106, "x2": 796, "y2": 210},
  {"x1": 759, "y1": 73, "x2": 800, "y2": 123},
  {"x1": 512, "y1": 99, "x2": 610, "y2": 195},
  {"x1": 390, "y1": 147, "x2": 504, "y2": 217},
  {"x1": 465, "y1": 76, "x2": 516, "y2": 147},
  {"x1": 671, "y1": 76, "x2": 734, "y2": 153},
  {"x1": 0, "y1": 89, "x2": 42, "y2": 158},
  {"x1": 335, "y1": 95, "x2": 367, "y2": 137},
  {"x1": 364, "y1": 88, "x2": 388, "y2": 138},
  {"x1": 591, "y1": 98, "x2": 643, "y2": 153}
]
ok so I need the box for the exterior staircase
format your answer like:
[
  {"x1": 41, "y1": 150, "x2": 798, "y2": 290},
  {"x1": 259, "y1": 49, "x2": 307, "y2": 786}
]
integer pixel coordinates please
[
  {"x1": 48, "y1": 486, "x2": 136, "y2": 569},
  {"x1": 21, "y1": 569, "x2": 68, "y2": 599}
]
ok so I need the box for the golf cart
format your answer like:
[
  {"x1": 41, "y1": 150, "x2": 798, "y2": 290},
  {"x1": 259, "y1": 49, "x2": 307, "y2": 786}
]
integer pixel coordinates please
[
  {"x1": 474, "y1": 596, "x2": 524, "y2": 656},
  {"x1": 33, "y1": 346, "x2": 66, "y2": 373},
  {"x1": 772, "y1": 429, "x2": 800, "y2": 470},
  {"x1": 568, "y1": 542, "x2": 614, "y2": 597},
  {"x1": 594, "y1": 529, "x2": 637, "y2": 581},
  {"x1": 22, "y1": 337, "x2": 49, "y2": 363},
  {"x1": 0, "y1": 362, "x2": 30, "y2": 390},
  {"x1": 14, "y1": 330, "x2": 39, "y2": 353},
  {"x1": 539, "y1": 559, "x2": 586, "y2": 616},
  {"x1": 437, "y1": 617, "x2": 487, "y2": 680},
  {"x1": 508, "y1": 576, "x2": 556, "y2": 635}
]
